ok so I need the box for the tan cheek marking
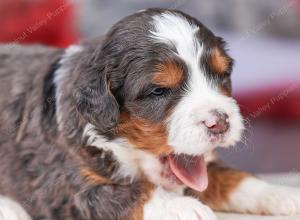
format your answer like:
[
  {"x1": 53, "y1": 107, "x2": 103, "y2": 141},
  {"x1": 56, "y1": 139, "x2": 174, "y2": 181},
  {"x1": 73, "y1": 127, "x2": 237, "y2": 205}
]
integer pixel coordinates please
[
  {"x1": 152, "y1": 61, "x2": 184, "y2": 88},
  {"x1": 124, "y1": 181, "x2": 155, "y2": 220},
  {"x1": 117, "y1": 113, "x2": 172, "y2": 156},
  {"x1": 185, "y1": 162, "x2": 249, "y2": 210},
  {"x1": 210, "y1": 48, "x2": 230, "y2": 74},
  {"x1": 80, "y1": 167, "x2": 112, "y2": 184}
]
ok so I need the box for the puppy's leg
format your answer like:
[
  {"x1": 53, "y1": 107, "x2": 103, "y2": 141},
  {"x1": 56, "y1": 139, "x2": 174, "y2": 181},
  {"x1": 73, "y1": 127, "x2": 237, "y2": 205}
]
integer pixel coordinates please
[
  {"x1": 75, "y1": 180, "x2": 151, "y2": 220},
  {"x1": 185, "y1": 162, "x2": 300, "y2": 216},
  {"x1": 76, "y1": 178, "x2": 217, "y2": 220},
  {"x1": 143, "y1": 187, "x2": 217, "y2": 220}
]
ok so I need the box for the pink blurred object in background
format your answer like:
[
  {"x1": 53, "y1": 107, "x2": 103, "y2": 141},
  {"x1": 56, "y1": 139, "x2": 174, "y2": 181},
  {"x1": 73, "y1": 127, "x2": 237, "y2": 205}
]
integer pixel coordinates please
[
  {"x1": 0, "y1": 0, "x2": 79, "y2": 47},
  {"x1": 237, "y1": 83, "x2": 300, "y2": 122}
]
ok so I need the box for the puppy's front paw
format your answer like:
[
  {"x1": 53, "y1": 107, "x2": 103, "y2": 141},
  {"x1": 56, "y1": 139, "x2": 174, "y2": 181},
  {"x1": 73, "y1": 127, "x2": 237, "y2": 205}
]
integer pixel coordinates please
[
  {"x1": 259, "y1": 184, "x2": 300, "y2": 216},
  {"x1": 226, "y1": 177, "x2": 300, "y2": 216},
  {"x1": 144, "y1": 188, "x2": 217, "y2": 220}
]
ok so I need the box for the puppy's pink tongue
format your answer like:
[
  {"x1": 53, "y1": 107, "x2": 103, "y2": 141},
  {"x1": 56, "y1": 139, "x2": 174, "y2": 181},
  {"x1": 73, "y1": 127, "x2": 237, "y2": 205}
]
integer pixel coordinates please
[{"x1": 168, "y1": 154, "x2": 208, "y2": 192}]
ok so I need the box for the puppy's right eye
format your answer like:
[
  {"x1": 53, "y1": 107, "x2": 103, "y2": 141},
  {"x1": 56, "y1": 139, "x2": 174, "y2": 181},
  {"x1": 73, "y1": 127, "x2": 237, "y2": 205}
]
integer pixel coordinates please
[{"x1": 150, "y1": 87, "x2": 166, "y2": 96}]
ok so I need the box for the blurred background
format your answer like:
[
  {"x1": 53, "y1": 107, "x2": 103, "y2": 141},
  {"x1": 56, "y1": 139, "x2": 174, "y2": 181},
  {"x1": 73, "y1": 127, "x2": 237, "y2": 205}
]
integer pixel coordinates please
[{"x1": 1, "y1": 0, "x2": 299, "y2": 174}]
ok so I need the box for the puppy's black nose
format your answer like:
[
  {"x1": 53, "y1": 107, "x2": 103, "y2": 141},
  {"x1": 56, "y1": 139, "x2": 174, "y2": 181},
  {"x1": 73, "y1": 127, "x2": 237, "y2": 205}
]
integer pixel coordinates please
[{"x1": 204, "y1": 110, "x2": 229, "y2": 134}]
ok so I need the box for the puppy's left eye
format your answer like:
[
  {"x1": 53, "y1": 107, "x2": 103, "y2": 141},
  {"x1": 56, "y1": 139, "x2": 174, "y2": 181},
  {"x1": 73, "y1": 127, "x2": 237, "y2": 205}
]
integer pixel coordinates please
[{"x1": 150, "y1": 87, "x2": 168, "y2": 96}]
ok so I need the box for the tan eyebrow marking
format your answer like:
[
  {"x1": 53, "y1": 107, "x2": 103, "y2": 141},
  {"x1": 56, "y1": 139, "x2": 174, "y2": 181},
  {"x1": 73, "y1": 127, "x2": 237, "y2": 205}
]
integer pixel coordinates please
[
  {"x1": 152, "y1": 61, "x2": 184, "y2": 88},
  {"x1": 210, "y1": 47, "x2": 231, "y2": 74}
]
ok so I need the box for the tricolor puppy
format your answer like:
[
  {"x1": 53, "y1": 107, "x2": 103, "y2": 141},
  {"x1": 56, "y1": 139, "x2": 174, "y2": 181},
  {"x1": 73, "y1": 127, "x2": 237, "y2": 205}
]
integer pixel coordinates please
[{"x1": 0, "y1": 8, "x2": 300, "y2": 220}]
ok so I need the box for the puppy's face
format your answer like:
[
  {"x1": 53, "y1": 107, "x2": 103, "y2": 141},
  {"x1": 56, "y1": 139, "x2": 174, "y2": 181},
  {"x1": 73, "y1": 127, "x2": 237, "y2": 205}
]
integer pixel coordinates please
[{"x1": 76, "y1": 9, "x2": 244, "y2": 191}]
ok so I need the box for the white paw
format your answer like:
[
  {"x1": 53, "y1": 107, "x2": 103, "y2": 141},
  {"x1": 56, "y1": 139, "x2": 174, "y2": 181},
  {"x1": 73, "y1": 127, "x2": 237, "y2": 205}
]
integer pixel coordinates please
[
  {"x1": 259, "y1": 184, "x2": 300, "y2": 216},
  {"x1": 144, "y1": 187, "x2": 217, "y2": 220},
  {"x1": 225, "y1": 177, "x2": 300, "y2": 216},
  {"x1": 0, "y1": 196, "x2": 32, "y2": 220}
]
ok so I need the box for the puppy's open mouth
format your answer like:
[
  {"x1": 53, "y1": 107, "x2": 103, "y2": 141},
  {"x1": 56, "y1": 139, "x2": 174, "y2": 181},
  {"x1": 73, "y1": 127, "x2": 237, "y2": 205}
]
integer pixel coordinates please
[{"x1": 161, "y1": 154, "x2": 208, "y2": 192}]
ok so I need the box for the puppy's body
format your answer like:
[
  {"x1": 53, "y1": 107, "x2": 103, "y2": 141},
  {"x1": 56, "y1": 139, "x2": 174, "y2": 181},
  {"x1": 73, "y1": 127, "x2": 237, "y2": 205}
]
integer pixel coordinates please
[
  {"x1": 0, "y1": 43, "x2": 145, "y2": 220},
  {"x1": 0, "y1": 45, "x2": 82, "y2": 218},
  {"x1": 0, "y1": 9, "x2": 300, "y2": 220}
]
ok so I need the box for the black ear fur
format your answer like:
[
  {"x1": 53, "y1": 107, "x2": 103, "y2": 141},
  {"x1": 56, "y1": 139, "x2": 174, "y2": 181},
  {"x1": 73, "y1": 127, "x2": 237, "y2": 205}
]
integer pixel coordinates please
[
  {"x1": 71, "y1": 38, "x2": 120, "y2": 134},
  {"x1": 75, "y1": 68, "x2": 119, "y2": 134},
  {"x1": 55, "y1": 39, "x2": 120, "y2": 144}
]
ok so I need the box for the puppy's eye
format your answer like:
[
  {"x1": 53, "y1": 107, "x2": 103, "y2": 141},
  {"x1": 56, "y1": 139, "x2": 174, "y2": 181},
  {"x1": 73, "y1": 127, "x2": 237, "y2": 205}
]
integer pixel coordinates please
[{"x1": 150, "y1": 87, "x2": 167, "y2": 96}]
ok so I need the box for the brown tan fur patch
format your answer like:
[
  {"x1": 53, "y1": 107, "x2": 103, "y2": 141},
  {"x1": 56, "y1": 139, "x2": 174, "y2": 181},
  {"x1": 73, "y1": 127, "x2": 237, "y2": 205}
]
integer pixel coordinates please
[
  {"x1": 80, "y1": 167, "x2": 112, "y2": 185},
  {"x1": 185, "y1": 162, "x2": 249, "y2": 210},
  {"x1": 152, "y1": 61, "x2": 184, "y2": 88},
  {"x1": 124, "y1": 180, "x2": 155, "y2": 220},
  {"x1": 210, "y1": 48, "x2": 230, "y2": 74},
  {"x1": 117, "y1": 113, "x2": 172, "y2": 156}
]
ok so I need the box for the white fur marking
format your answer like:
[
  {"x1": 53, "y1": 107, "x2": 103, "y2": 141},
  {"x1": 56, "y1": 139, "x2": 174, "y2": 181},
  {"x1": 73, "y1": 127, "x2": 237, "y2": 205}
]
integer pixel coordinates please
[
  {"x1": 144, "y1": 187, "x2": 217, "y2": 220},
  {"x1": 83, "y1": 123, "x2": 183, "y2": 188},
  {"x1": 83, "y1": 123, "x2": 140, "y2": 181},
  {"x1": 137, "y1": 9, "x2": 148, "y2": 13},
  {"x1": 0, "y1": 196, "x2": 31, "y2": 220},
  {"x1": 54, "y1": 45, "x2": 82, "y2": 86},
  {"x1": 54, "y1": 45, "x2": 83, "y2": 132},
  {"x1": 83, "y1": 123, "x2": 169, "y2": 185}
]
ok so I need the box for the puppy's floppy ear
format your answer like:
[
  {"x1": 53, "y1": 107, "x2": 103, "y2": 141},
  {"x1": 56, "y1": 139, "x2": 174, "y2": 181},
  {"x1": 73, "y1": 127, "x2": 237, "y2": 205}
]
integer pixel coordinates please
[
  {"x1": 75, "y1": 68, "x2": 119, "y2": 133},
  {"x1": 55, "y1": 41, "x2": 120, "y2": 144}
]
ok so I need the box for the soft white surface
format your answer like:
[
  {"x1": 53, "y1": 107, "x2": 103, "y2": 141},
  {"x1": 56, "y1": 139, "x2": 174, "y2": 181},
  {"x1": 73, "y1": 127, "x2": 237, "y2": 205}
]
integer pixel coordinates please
[{"x1": 217, "y1": 213, "x2": 300, "y2": 220}]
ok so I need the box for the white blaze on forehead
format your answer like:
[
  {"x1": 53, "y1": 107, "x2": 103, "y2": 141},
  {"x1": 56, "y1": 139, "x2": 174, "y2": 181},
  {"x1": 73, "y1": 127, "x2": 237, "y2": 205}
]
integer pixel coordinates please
[
  {"x1": 150, "y1": 12, "x2": 201, "y2": 63},
  {"x1": 150, "y1": 12, "x2": 212, "y2": 94}
]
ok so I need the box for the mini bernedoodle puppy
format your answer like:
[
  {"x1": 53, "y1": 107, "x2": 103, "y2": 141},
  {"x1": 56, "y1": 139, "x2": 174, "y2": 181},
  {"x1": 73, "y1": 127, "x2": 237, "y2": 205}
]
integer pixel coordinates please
[{"x1": 0, "y1": 8, "x2": 300, "y2": 220}]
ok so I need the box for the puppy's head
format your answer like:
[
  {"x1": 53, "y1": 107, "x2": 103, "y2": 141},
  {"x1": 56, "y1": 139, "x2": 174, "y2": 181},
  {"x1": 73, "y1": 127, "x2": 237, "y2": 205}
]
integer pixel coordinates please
[{"x1": 56, "y1": 9, "x2": 243, "y2": 191}]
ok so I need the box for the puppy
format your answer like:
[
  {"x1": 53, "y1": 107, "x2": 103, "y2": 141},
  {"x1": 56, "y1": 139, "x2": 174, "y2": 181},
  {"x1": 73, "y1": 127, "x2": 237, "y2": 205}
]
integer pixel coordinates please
[{"x1": 0, "y1": 8, "x2": 299, "y2": 220}]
